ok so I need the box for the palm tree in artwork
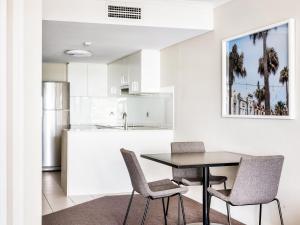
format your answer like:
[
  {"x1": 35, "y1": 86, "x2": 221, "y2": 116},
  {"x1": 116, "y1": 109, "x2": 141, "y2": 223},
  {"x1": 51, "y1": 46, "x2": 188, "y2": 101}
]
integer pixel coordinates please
[
  {"x1": 254, "y1": 81, "x2": 265, "y2": 106},
  {"x1": 228, "y1": 44, "x2": 247, "y2": 114},
  {"x1": 257, "y1": 47, "x2": 279, "y2": 114},
  {"x1": 279, "y1": 66, "x2": 289, "y2": 108},
  {"x1": 274, "y1": 101, "x2": 287, "y2": 116},
  {"x1": 250, "y1": 30, "x2": 279, "y2": 115}
]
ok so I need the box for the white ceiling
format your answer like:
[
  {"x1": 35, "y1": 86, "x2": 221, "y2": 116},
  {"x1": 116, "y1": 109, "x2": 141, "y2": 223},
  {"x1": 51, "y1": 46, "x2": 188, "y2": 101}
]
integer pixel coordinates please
[
  {"x1": 141, "y1": 0, "x2": 232, "y2": 7},
  {"x1": 204, "y1": 0, "x2": 231, "y2": 7},
  {"x1": 132, "y1": 0, "x2": 231, "y2": 7},
  {"x1": 42, "y1": 21, "x2": 208, "y2": 63}
]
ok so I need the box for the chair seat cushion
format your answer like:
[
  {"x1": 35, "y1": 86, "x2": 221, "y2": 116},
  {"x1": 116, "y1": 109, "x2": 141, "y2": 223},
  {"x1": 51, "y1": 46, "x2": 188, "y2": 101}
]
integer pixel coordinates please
[
  {"x1": 174, "y1": 175, "x2": 227, "y2": 186},
  {"x1": 148, "y1": 179, "x2": 188, "y2": 199}
]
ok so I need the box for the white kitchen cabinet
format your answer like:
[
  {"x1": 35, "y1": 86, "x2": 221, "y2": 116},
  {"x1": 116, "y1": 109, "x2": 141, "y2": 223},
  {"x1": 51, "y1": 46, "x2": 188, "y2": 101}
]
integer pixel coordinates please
[
  {"x1": 140, "y1": 50, "x2": 160, "y2": 93},
  {"x1": 68, "y1": 63, "x2": 108, "y2": 97},
  {"x1": 87, "y1": 64, "x2": 107, "y2": 97},
  {"x1": 68, "y1": 63, "x2": 88, "y2": 97},
  {"x1": 107, "y1": 57, "x2": 130, "y2": 96},
  {"x1": 128, "y1": 50, "x2": 160, "y2": 94},
  {"x1": 120, "y1": 57, "x2": 129, "y2": 86},
  {"x1": 127, "y1": 52, "x2": 141, "y2": 94},
  {"x1": 108, "y1": 50, "x2": 160, "y2": 95},
  {"x1": 107, "y1": 61, "x2": 121, "y2": 96}
]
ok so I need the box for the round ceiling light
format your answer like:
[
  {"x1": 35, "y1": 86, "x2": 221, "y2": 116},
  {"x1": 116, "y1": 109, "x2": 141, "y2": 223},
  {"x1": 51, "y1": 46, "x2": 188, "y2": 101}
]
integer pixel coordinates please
[{"x1": 64, "y1": 49, "x2": 93, "y2": 57}]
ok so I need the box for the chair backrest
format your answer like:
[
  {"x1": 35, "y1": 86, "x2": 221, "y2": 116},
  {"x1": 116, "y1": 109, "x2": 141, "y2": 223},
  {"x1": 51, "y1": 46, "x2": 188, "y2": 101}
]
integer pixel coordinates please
[
  {"x1": 171, "y1": 142, "x2": 205, "y2": 179},
  {"x1": 230, "y1": 155, "x2": 284, "y2": 205},
  {"x1": 120, "y1": 148, "x2": 150, "y2": 197}
]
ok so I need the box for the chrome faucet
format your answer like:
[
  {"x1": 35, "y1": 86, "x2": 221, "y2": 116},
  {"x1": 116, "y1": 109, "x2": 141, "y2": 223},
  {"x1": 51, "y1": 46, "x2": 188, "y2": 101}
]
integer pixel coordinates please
[{"x1": 122, "y1": 112, "x2": 128, "y2": 130}]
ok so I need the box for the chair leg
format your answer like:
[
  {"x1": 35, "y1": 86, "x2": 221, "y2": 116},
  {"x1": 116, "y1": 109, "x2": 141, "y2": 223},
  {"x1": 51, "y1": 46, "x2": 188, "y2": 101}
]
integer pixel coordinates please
[
  {"x1": 178, "y1": 195, "x2": 181, "y2": 225},
  {"x1": 179, "y1": 194, "x2": 187, "y2": 225},
  {"x1": 259, "y1": 204, "x2": 262, "y2": 225},
  {"x1": 275, "y1": 199, "x2": 284, "y2": 225},
  {"x1": 224, "y1": 181, "x2": 227, "y2": 190},
  {"x1": 123, "y1": 190, "x2": 134, "y2": 225},
  {"x1": 166, "y1": 197, "x2": 170, "y2": 216},
  {"x1": 140, "y1": 198, "x2": 151, "y2": 225},
  {"x1": 208, "y1": 193, "x2": 212, "y2": 215},
  {"x1": 226, "y1": 203, "x2": 232, "y2": 225},
  {"x1": 162, "y1": 198, "x2": 168, "y2": 225}
]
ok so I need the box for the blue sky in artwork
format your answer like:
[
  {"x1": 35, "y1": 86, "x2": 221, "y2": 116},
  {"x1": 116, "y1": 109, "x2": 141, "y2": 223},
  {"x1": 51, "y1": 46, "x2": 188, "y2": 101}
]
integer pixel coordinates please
[{"x1": 226, "y1": 23, "x2": 289, "y2": 109}]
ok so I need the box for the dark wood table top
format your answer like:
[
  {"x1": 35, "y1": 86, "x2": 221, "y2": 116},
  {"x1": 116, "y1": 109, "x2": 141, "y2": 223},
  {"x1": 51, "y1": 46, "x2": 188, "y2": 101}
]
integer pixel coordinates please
[{"x1": 141, "y1": 151, "x2": 247, "y2": 168}]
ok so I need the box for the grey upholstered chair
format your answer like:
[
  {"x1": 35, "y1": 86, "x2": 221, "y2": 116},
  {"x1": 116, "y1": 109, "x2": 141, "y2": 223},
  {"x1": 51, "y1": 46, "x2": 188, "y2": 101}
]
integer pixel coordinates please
[
  {"x1": 171, "y1": 142, "x2": 227, "y2": 187},
  {"x1": 208, "y1": 155, "x2": 284, "y2": 225},
  {"x1": 165, "y1": 142, "x2": 228, "y2": 215},
  {"x1": 121, "y1": 148, "x2": 188, "y2": 225}
]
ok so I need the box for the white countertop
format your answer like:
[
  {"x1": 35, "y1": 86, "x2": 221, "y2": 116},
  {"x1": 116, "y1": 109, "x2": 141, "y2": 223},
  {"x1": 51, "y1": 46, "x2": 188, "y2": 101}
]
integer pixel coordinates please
[{"x1": 66, "y1": 124, "x2": 173, "y2": 132}]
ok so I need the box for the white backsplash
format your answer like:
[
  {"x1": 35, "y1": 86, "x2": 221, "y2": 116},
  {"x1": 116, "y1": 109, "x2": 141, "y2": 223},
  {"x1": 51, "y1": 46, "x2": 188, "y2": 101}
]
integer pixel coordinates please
[{"x1": 70, "y1": 94, "x2": 173, "y2": 128}]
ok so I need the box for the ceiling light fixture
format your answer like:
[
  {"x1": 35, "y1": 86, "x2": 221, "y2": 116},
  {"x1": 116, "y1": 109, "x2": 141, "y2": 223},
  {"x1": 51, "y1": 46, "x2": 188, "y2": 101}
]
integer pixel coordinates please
[
  {"x1": 83, "y1": 41, "x2": 92, "y2": 47},
  {"x1": 64, "y1": 49, "x2": 93, "y2": 57}
]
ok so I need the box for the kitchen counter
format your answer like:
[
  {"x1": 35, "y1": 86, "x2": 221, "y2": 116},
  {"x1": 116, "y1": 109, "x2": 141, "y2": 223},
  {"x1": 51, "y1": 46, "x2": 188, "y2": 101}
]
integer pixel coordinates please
[
  {"x1": 61, "y1": 128, "x2": 174, "y2": 196},
  {"x1": 68, "y1": 124, "x2": 172, "y2": 131}
]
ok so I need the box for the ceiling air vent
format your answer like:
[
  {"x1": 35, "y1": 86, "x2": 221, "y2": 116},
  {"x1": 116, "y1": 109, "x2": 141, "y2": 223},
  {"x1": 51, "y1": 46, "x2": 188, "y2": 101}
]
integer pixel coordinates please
[{"x1": 107, "y1": 5, "x2": 142, "y2": 20}]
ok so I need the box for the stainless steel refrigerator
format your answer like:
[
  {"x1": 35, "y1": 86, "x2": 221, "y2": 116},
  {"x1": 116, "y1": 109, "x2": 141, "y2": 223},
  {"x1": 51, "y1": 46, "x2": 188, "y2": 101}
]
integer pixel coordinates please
[{"x1": 42, "y1": 81, "x2": 70, "y2": 171}]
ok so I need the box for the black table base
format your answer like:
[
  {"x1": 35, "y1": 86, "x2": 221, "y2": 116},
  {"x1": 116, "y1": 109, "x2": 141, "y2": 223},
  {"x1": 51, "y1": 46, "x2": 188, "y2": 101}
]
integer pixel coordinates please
[
  {"x1": 202, "y1": 167, "x2": 210, "y2": 225},
  {"x1": 188, "y1": 223, "x2": 225, "y2": 225}
]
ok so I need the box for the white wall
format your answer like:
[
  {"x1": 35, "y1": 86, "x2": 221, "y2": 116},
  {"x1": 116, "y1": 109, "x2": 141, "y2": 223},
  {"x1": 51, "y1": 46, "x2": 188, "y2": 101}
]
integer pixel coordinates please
[
  {"x1": 6, "y1": 0, "x2": 42, "y2": 224},
  {"x1": 42, "y1": 63, "x2": 67, "y2": 81},
  {"x1": 160, "y1": 0, "x2": 300, "y2": 224}
]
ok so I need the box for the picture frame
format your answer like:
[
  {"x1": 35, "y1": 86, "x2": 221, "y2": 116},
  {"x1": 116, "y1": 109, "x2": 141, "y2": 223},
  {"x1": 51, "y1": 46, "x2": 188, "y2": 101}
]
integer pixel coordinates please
[{"x1": 222, "y1": 19, "x2": 295, "y2": 119}]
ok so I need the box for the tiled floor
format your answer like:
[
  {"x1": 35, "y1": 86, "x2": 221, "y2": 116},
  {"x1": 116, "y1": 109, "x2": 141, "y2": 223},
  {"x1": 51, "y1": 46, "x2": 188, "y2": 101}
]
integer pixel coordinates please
[{"x1": 42, "y1": 172, "x2": 102, "y2": 215}]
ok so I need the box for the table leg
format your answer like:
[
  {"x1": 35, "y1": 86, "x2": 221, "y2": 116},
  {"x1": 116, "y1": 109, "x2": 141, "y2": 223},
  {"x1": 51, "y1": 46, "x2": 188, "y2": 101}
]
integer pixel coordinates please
[
  {"x1": 202, "y1": 167, "x2": 210, "y2": 225},
  {"x1": 188, "y1": 166, "x2": 225, "y2": 225}
]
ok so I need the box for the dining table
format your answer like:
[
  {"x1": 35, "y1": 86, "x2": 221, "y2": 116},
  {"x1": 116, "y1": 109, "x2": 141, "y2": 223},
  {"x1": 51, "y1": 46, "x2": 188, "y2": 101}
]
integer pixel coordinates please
[{"x1": 141, "y1": 151, "x2": 245, "y2": 225}]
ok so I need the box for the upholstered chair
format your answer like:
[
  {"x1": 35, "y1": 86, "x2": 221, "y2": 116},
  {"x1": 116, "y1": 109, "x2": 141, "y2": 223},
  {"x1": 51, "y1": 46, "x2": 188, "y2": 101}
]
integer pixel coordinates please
[
  {"x1": 208, "y1": 155, "x2": 284, "y2": 225},
  {"x1": 121, "y1": 148, "x2": 188, "y2": 225}
]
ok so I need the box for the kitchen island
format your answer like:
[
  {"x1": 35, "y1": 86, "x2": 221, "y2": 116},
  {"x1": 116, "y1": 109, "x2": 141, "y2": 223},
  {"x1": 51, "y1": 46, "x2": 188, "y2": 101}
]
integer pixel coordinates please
[{"x1": 61, "y1": 127, "x2": 173, "y2": 196}]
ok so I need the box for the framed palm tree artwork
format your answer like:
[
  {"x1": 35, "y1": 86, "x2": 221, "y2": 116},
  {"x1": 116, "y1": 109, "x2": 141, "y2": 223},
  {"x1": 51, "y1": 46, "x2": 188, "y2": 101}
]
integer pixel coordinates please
[{"x1": 222, "y1": 19, "x2": 295, "y2": 119}]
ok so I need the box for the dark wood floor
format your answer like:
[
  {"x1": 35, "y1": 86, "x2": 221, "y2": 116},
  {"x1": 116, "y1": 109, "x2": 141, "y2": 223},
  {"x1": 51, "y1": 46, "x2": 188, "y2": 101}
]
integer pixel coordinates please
[{"x1": 43, "y1": 194, "x2": 244, "y2": 225}]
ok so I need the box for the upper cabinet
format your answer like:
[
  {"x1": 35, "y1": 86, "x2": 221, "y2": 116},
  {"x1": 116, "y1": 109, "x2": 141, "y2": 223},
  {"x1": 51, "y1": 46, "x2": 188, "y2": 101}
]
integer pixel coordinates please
[
  {"x1": 127, "y1": 52, "x2": 141, "y2": 94},
  {"x1": 87, "y1": 64, "x2": 107, "y2": 97},
  {"x1": 68, "y1": 63, "x2": 108, "y2": 97},
  {"x1": 108, "y1": 50, "x2": 160, "y2": 96},
  {"x1": 107, "y1": 60, "x2": 121, "y2": 96},
  {"x1": 139, "y1": 50, "x2": 160, "y2": 93},
  {"x1": 68, "y1": 63, "x2": 88, "y2": 97}
]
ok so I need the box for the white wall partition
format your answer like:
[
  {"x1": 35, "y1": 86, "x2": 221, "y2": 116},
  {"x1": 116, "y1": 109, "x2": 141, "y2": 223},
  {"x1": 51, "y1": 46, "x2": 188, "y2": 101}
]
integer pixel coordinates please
[
  {"x1": 0, "y1": 0, "x2": 7, "y2": 224},
  {"x1": 61, "y1": 129, "x2": 174, "y2": 196},
  {"x1": 6, "y1": 0, "x2": 42, "y2": 224}
]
